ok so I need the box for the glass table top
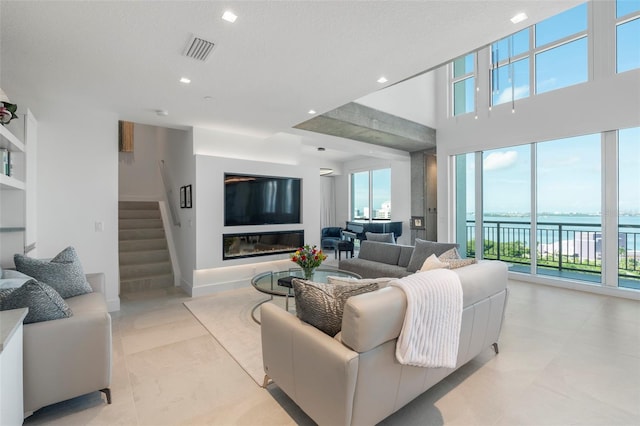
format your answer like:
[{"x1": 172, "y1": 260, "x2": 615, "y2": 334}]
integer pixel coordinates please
[{"x1": 251, "y1": 268, "x2": 361, "y2": 297}]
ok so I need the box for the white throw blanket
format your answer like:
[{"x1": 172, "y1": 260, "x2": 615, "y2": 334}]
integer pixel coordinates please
[{"x1": 389, "y1": 269, "x2": 463, "y2": 368}]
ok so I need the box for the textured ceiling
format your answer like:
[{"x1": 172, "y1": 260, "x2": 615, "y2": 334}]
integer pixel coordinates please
[{"x1": 0, "y1": 1, "x2": 581, "y2": 155}]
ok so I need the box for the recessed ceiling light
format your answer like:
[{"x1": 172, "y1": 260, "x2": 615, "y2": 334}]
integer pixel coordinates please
[
  {"x1": 317, "y1": 147, "x2": 326, "y2": 151},
  {"x1": 156, "y1": 109, "x2": 168, "y2": 116},
  {"x1": 308, "y1": 109, "x2": 316, "y2": 114},
  {"x1": 222, "y1": 11, "x2": 238, "y2": 23},
  {"x1": 203, "y1": 96, "x2": 213, "y2": 101},
  {"x1": 377, "y1": 76, "x2": 388, "y2": 84},
  {"x1": 510, "y1": 12, "x2": 528, "y2": 24},
  {"x1": 180, "y1": 77, "x2": 191, "y2": 84}
]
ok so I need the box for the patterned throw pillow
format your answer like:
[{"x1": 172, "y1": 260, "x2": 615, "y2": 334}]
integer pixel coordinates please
[
  {"x1": 0, "y1": 280, "x2": 73, "y2": 324},
  {"x1": 293, "y1": 279, "x2": 380, "y2": 336},
  {"x1": 14, "y1": 246, "x2": 93, "y2": 299},
  {"x1": 326, "y1": 276, "x2": 395, "y2": 288},
  {"x1": 438, "y1": 248, "x2": 478, "y2": 269}
]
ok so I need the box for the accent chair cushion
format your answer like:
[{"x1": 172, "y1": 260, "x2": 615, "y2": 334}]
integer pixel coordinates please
[
  {"x1": 292, "y1": 278, "x2": 380, "y2": 336},
  {"x1": 365, "y1": 232, "x2": 395, "y2": 243},
  {"x1": 406, "y1": 239, "x2": 460, "y2": 273},
  {"x1": 14, "y1": 246, "x2": 93, "y2": 299},
  {"x1": 0, "y1": 279, "x2": 73, "y2": 324}
]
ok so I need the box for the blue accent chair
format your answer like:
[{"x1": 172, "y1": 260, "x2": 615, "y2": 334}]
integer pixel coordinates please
[{"x1": 321, "y1": 227, "x2": 343, "y2": 251}]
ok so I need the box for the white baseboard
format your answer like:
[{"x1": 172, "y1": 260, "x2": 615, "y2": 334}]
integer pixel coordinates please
[
  {"x1": 106, "y1": 297, "x2": 121, "y2": 312},
  {"x1": 509, "y1": 271, "x2": 640, "y2": 300},
  {"x1": 181, "y1": 278, "x2": 250, "y2": 298}
]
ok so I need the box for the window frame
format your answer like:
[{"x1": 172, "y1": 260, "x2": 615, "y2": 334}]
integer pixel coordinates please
[
  {"x1": 615, "y1": 5, "x2": 640, "y2": 73},
  {"x1": 449, "y1": 53, "x2": 476, "y2": 117},
  {"x1": 349, "y1": 167, "x2": 392, "y2": 221},
  {"x1": 489, "y1": 3, "x2": 590, "y2": 107}
]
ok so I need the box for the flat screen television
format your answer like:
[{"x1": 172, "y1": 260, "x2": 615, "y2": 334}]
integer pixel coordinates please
[{"x1": 224, "y1": 173, "x2": 302, "y2": 226}]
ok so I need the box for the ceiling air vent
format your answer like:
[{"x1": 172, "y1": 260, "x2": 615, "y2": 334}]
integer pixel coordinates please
[{"x1": 183, "y1": 35, "x2": 216, "y2": 61}]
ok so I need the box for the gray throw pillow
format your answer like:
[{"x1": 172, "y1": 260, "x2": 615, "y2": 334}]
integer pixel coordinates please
[
  {"x1": 0, "y1": 269, "x2": 34, "y2": 289},
  {"x1": 365, "y1": 232, "x2": 395, "y2": 243},
  {"x1": 406, "y1": 239, "x2": 460, "y2": 273},
  {"x1": 14, "y1": 246, "x2": 93, "y2": 299},
  {"x1": 0, "y1": 279, "x2": 73, "y2": 324},
  {"x1": 293, "y1": 279, "x2": 379, "y2": 336}
]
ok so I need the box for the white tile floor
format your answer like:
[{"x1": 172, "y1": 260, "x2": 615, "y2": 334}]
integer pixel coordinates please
[{"x1": 24, "y1": 277, "x2": 640, "y2": 426}]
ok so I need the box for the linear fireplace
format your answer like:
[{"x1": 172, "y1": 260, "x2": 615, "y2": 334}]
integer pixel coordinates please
[{"x1": 223, "y1": 230, "x2": 304, "y2": 260}]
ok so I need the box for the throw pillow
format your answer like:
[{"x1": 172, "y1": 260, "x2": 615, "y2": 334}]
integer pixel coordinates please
[
  {"x1": 0, "y1": 279, "x2": 73, "y2": 324},
  {"x1": 365, "y1": 232, "x2": 395, "y2": 244},
  {"x1": 437, "y1": 247, "x2": 477, "y2": 269},
  {"x1": 444, "y1": 258, "x2": 478, "y2": 269},
  {"x1": 438, "y1": 247, "x2": 461, "y2": 260},
  {"x1": 406, "y1": 239, "x2": 460, "y2": 273},
  {"x1": 0, "y1": 269, "x2": 34, "y2": 289},
  {"x1": 327, "y1": 276, "x2": 395, "y2": 288},
  {"x1": 14, "y1": 246, "x2": 93, "y2": 299},
  {"x1": 293, "y1": 279, "x2": 380, "y2": 336},
  {"x1": 420, "y1": 254, "x2": 450, "y2": 271},
  {"x1": 0, "y1": 288, "x2": 15, "y2": 305}
]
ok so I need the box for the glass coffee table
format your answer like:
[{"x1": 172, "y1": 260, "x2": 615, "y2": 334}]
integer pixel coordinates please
[{"x1": 250, "y1": 267, "x2": 361, "y2": 324}]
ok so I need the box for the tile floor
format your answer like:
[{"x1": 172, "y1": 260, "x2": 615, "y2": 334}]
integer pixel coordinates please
[{"x1": 24, "y1": 274, "x2": 640, "y2": 426}]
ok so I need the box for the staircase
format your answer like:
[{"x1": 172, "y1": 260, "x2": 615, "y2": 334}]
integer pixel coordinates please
[{"x1": 118, "y1": 201, "x2": 174, "y2": 293}]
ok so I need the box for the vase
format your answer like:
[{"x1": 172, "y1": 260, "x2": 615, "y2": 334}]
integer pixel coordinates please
[{"x1": 302, "y1": 267, "x2": 315, "y2": 280}]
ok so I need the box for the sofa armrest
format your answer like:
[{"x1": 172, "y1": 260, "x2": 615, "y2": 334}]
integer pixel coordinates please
[
  {"x1": 23, "y1": 309, "x2": 112, "y2": 413},
  {"x1": 261, "y1": 303, "x2": 359, "y2": 426},
  {"x1": 86, "y1": 272, "x2": 105, "y2": 294}
]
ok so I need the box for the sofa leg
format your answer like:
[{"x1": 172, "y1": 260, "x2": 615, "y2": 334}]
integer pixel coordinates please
[
  {"x1": 262, "y1": 375, "x2": 272, "y2": 388},
  {"x1": 492, "y1": 342, "x2": 499, "y2": 354},
  {"x1": 100, "y1": 388, "x2": 112, "y2": 404}
]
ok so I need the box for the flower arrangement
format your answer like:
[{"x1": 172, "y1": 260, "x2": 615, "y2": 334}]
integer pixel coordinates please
[{"x1": 290, "y1": 244, "x2": 327, "y2": 279}]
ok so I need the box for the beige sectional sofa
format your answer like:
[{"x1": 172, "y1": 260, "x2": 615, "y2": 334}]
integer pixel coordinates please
[
  {"x1": 23, "y1": 273, "x2": 112, "y2": 416},
  {"x1": 261, "y1": 260, "x2": 508, "y2": 425}
]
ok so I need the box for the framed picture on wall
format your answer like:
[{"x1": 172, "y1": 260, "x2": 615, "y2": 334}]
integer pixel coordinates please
[
  {"x1": 410, "y1": 216, "x2": 425, "y2": 230},
  {"x1": 185, "y1": 185, "x2": 192, "y2": 208},
  {"x1": 180, "y1": 186, "x2": 186, "y2": 208}
]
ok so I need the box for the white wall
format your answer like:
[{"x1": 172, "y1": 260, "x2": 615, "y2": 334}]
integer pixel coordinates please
[
  {"x1": 186, "y1": 128, "x2": 322, "y2": 296},
  {"x1": 338, "y1": 157, "x2": 412, "y2": 245},
  {"x1": 162, "y1": 128, "x2": 195, "y2": 289},
  {"x1": 34, "y1": 105, "x2": 120, "y2": 311},
  {"x1": 118, "y1": 124, "x2": 167, "y2": 201},
  {"x1": 355, "y1": 72, "x2": 437, "y2": 128}
]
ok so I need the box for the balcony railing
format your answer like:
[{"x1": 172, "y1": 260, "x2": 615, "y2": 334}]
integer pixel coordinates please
[{"x1": 465, "y1": 220, "x2": 640, "y2": 286}]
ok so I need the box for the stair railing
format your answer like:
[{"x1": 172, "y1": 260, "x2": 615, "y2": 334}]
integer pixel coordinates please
[{"x1": 159, "y1": 160, "x2": 181, "y2": 227}]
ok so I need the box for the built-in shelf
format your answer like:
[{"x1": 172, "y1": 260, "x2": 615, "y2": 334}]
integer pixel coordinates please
[
  {"x1": 0, "y1": 174, "x2": 25, "y2": 190},
  {"x1": 0, "y1": 125, "x2": 25, "y2": 153}
]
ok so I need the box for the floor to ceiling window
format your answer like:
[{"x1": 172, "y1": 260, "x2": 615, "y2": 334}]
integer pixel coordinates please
[
  {"x1": 482, "y1": 145, "x2": 531, "y2": 272},
  {"x1": 618, "y1": 127, "x2": 640, "y2": 289},
  {"x1": 455, "y1": 153, "x2": 475, "y2": 257},
  {"x1": 448, "y1": 1, "x2": 637, "y2": 292},
  {"x1": 536, "y1": 134, "x2": 602, "y2": 282}
]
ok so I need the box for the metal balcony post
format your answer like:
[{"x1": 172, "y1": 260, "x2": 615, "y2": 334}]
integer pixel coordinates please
[{"x1": 558, "y1": 224, "x2": 563, "y2": 271}]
